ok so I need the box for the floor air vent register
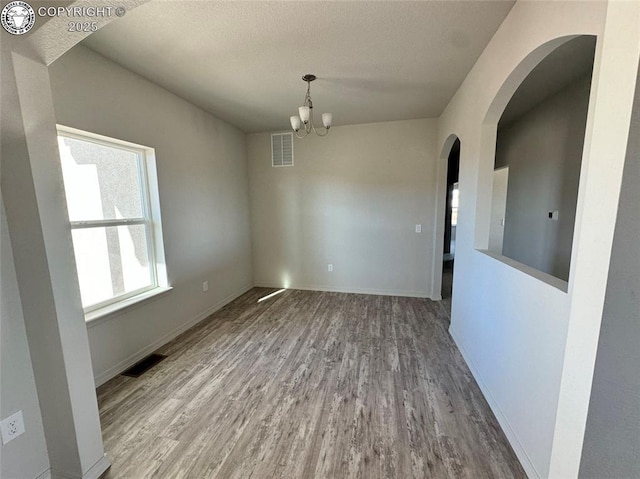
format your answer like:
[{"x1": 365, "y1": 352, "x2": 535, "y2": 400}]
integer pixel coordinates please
[{"x1": 121, "y1": 353, "x2": 167, "y2": 378}]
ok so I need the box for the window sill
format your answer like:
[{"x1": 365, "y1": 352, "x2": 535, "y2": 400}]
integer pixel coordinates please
[
  {"x1": 85, "y1": 286, "x2": 173, "y2": 325},
  {"x1": 477, "y1": 249, "x2": 569, "y2": 292}
]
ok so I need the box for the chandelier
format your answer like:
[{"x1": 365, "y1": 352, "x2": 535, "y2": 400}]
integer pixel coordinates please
[{"x1": 290, "y1": 74, "x2": 332, "y2": 138}]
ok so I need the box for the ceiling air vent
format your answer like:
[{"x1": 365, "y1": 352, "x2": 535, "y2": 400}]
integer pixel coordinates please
[{"x1": 271, "y1": 132, "x2": 294, "y2": 167}]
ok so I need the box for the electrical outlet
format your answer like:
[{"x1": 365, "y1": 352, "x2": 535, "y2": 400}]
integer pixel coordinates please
[
  {"x1": 1, "y1": 411, "x2": 25, "y2": 445},
  {"x1": 327, "y1": 264, "x2": 333, "y2": 272},
  {"x1": 202, "y1": 281, "x2": 209, "y2": 292},
  {"x1": 415, "y1": 224, "x2": 422, "y2": 233}
]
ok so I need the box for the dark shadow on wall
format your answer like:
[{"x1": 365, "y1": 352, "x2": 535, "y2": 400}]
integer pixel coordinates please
[{"x1": 578, "y1": 58, "x2": 640, "y2": 479}]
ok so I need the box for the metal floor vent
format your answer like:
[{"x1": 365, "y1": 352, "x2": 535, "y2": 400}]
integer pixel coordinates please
[{"x1": 121, "y1": 353, "x2": 167, "y2": 378}]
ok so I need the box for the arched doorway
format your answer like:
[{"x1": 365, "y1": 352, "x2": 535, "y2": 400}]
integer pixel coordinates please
[{"x1": 442, "y1": 137, "x2": 460, "y2": 300}]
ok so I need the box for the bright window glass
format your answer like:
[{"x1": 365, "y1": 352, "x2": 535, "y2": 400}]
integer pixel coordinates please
[
  {"x1": 451, "y1": 183, "x2": 459, "y2": 226},
  {"x1": 57, "y1": 129, "x2": 162, "y2": 312}
]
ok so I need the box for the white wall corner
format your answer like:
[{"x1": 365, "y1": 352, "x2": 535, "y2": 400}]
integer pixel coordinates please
[
  {"x1": 547, "y1": 1, "x2": 640, "y2": 477},
  {"x1": 8, "y1": 50, "x2": 107, "y2": 479}
]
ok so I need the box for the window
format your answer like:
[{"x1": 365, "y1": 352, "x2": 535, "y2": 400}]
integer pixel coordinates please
[
  {"x1": 451, "y1": 182, "x2": 459, "y2": 226},
  {"x1": 57, "y1": 126, "x2": 168, "y2": 316}
]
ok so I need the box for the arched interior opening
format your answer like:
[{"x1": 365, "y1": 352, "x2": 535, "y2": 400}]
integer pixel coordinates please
[
  {"x1": 481, "y1": 35, "x2": 597, "y2": 285},
  {"x1": 442, "y1": 137, "x2": 460, "y2": 300}
]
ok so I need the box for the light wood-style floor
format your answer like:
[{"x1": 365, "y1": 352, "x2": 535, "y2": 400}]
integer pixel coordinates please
[{"x1": 98, "y1": 288, "x2": 525, "y2": 479}]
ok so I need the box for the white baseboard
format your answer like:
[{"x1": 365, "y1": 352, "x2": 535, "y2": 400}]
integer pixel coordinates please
[
  {"x1": 35, "y1": 469, "x2": 52, "y2": 479},
  {"x1": 49, "y1": 454, "x2": 110, "y2": 479},
  {"x1": 93, "y1": 284, "x2": 253, "y2": 387},
  {"x1": 254, "y1": 282, "x2": 429, "y2": 299},
  {"x1": 81, "y1": 455, "x2": 111, "y2": 479},
  {"x1": 449, "y1": 325, "x2": 540, "y2": 479}
]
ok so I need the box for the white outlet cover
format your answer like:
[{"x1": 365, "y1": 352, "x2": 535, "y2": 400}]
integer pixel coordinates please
[
  {"x1": 415, "y1": 224, "x2": 422, "y2": 233},
  {"x1": 1, "y1": 411, "x2": 25, "y2": 444},
  {"x1": 202, "y1": 281, "x2": 209, "y2": 292}
]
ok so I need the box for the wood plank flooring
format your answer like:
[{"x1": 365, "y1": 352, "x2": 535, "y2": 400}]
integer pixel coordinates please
[{"x1": 98, "y1": 288, "x2": 525, "y2": 479}]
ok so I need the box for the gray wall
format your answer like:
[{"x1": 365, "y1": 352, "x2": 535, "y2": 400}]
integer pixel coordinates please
[
  {"x1": 48, "y1": 45, "x2": 253, "y2": 385},
  {"x1": 495, "y1": 76, "x2": 591, "y2": 282},
  {"x1": 579, "y1": 61, "x2": 640, "y2": 479},
  {"x1": 0, "y1": 200, "x2": 50, "y2": 479},
  {"x1": 248, "y1": 119, "x2": 438, "y2": 298}
]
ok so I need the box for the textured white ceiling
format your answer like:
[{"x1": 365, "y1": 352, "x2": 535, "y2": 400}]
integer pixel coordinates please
[{"x1": 81, "y1": 1, "x2": 515, "y2": 133}]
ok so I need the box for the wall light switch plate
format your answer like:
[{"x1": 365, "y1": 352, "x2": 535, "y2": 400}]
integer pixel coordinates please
[
  {"x1": 202, "y1": 281, "x2": 209, "y2": 292},
  {"x1": 415, "y1": 224, "x2": 422, "y2": 233},
  {"x1": 327, "y1": 264, "x2": 333, "y2": 272},
  {"x1": 548, "y1": 210, "x2": 559, "y2": 221},
  {"x1": 1, "y1": 411, "x2": 25, "y2": 445}
]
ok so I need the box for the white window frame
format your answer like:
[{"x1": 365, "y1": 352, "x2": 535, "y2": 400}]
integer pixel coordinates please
[{"x1": 57, "y1": 125, "x2": 170, "y2": 320}]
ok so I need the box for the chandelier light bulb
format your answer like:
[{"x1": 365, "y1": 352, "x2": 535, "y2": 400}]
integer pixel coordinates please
[
  {"x1": 298, "y1": 106, "x2": 310, "y2": 124},
  {"x1": 290, "y1": 115, "x2": 301, "y2": 131},
  {"x1": 322, "y1": 113, "x2": 332, "y2": 129}
]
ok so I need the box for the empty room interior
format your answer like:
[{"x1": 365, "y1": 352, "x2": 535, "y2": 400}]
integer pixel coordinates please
[{"x1": 2, "y1": 1, "x2": 639, "y2": 479}]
